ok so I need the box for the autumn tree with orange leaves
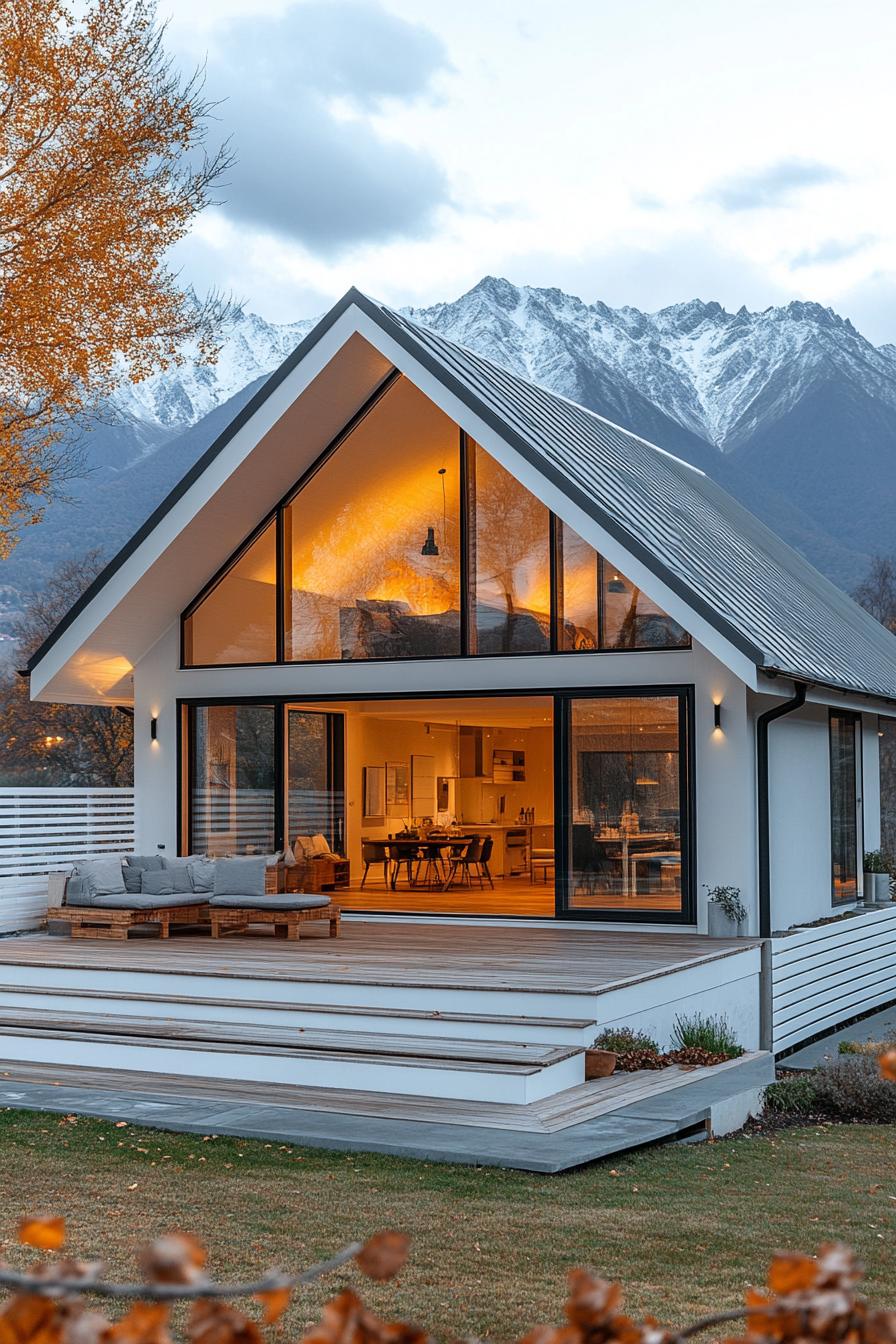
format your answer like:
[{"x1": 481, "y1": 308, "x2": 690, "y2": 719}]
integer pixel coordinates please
[{"x1": 0, "y1": 0, "x2": 233, "y2": 555}]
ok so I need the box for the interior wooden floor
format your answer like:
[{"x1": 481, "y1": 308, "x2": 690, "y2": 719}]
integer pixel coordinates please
[
  {"x1": 334, "y1": 875, "x2": 680, "y2": 917},
  {"x1": 0, "y1": 922, "x2": 755, "y2": 993}
]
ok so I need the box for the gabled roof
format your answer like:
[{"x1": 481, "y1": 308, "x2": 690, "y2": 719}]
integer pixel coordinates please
[{"x1": 28, "y1": 287, "x2": 896, "y2": 702}]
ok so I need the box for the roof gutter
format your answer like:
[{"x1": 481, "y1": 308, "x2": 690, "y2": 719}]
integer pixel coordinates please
[{"x1": 757, "y1": 679, "x2": 808, "y2": 938}]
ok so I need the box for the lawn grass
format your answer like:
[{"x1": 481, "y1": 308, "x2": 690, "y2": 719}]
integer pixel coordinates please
[{"x1": 0, "y1": 1110, "x2": 893, "y2": 1340}]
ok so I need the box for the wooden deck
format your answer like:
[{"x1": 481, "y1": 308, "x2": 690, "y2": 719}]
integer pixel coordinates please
[
  {"x1": 0, "y1": 1051, "x2": 768, "y2": 1134},
  {"x1": 0, "y1": 922, "x2": 755, "y2": 995}
]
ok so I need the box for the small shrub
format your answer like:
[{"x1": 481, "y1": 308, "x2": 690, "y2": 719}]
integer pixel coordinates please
[
  {"x1": 592, "y1": 1026, "x2": 659, "y2": 1055},
  {"x1": 671, "y1": 1011, "x2": 743, "y2": 1058},
  {"x1": 812, "y1": 1053, "x2": 896, "y2": 1122},
  {"x1": 704, "y1": 883, "x2": 748, "y2": 923},
  {"x1": 764, "y1": 1073, "x2": 820, "y2": 1115},
  {"x1": 863, "y1": 849, "x2": 890, "y2": 874}
]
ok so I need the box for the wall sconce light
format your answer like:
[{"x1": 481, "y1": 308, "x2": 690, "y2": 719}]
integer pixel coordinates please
[
  {"x1": 713, "y1": 701, "x2": 722, "y2": 731},
  {"x1": 150, "y1": 715, "x2": 158, "y2": 742}
]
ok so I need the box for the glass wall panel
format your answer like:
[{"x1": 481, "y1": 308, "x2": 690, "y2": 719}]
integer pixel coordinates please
[
  {"x1": 183, "y1": 521, "x2": 277, "y2": 666},
  {"x1": 190, "y1": 704, "x2": 276, "y2": 856},
  {"x1": 285, "y1": 378, "x2": 460, "y2": 662},
  {"x1": 557, "y1": 521, "x2": 599, "y2": 650},
  {"x1": 830, "y1": 711, "x2": 859, "y2": 903},
  {"x1": 602, "y1": 564, "x2": 689, "y2": 650},
  {"x1": 287, "y1": 709, "x2": 345, "y2": 857},
  {"x1": 470, "y1": 442, "x2": 551, "y2": 654},
  {"x1": 880, "y1": 717, "x2": 896, "y2": 861},
  {"x1": 567, "y1": 695, "x2": 684, "y2": 913}
]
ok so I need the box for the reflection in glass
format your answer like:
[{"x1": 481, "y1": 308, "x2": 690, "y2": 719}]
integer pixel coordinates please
[
  {"x1": 602, "y1": 565, "x2": 689, "y2": 650},
  {"x1": 881, "y1": 717, "x2": 896, "y2": 860},
  {"x1": 557, "y1": 521, "x2": 599, "y2": 650},
  {"x1": 183, "y1": 521, "x2": 277, "y2": 666},
  {"x1": 830, "y1": 712, "x2": 859, "y2": 903},
  {"x1": 470, "y1": 442, "x2": 551, "y2": 654},
  {"x1": 568, "y1": 695, "x2": 684, "y2": 913},
  {"x1": 285, "y1": 378, "x2": 460, "y2": 662},
  {"x1": 191, "y1": 704, "x2": 275, "y2": 855},
  {"x1": 287, "y1": 709, "x2": 344, "y2": 856}
]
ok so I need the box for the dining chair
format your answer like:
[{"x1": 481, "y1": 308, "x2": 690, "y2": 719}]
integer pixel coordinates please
[{"x1": 360, "y1": 839, "x2": 390, "y2": 889}]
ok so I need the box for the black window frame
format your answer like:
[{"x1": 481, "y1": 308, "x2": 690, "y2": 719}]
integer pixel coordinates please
[
  {"x1": 180, "y1": 373, "x2": 692, "y2": 670},
  {"x1": 829, "y1": 708, "x2": 862, "y2": 906},
  {"x1": 177, "y1": 684, "x2": 696, "y2": 926}
]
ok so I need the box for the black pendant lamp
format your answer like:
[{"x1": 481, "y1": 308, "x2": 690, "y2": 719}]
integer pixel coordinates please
[{"x1": 421, "y1": 467, "x2": 447, "y2": 556}]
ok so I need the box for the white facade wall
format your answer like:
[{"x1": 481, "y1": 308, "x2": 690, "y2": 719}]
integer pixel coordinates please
[
  {"x1": 763, "y1": 700, "x2": 834, "y2": 930},
  {"x1": 133, "y1": 624, "x2": 763, "y2": 928}
]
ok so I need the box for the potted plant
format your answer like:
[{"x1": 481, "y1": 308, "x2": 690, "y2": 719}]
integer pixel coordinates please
[
  {"x1": 863, "y1": 851, "x2": 892, "y2": 905},
  {"x1": 705, "y1": 884, "x2": 748, "y2": 936},
  {"x1": 584, "y1": 1046, "x2": 617, "y2": 1078}
]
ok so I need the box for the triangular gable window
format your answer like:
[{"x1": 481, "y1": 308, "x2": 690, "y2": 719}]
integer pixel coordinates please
[
  {"x1": 183, "y1": 519, "x2": 277, "y2": 666},
  {"x1": 181, "y1": 374, "x2": 690, "y2": 666}
]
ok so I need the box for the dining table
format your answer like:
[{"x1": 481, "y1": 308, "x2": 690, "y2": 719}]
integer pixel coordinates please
[{"x1": 385, "y1": 836, "x2": 474, "y2": 890}]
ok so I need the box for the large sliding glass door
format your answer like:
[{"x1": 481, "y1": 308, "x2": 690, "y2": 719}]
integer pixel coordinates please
[
  {"x1": 562, "y1": 692, "x2": 691, "y2": 918},
  {"x1": 182, "y1": 687, "x2": 694, "y2": 921}
]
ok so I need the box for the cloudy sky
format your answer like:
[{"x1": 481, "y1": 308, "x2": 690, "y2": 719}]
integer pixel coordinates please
[{"x1": 167, "y1": 0, "x2": 896, "y2": 341}]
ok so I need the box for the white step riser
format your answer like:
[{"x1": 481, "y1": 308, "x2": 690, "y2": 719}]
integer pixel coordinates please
[
  {"x1": 0, "y1": 993, "x2": 592, "y2": 1046},
  {"x1": 0, "y1": 965, "x2": 597, "y2": 1019},
  {"x1": 0, "y1": 1034, "x2": 584, "y2": 1104}
]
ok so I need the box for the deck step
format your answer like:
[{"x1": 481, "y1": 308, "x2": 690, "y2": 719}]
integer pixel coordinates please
[
  {"x1": 0, "y1": 986, "x2": 596, "y2": 1045},
  {"x1": 0, "y1": 1010, "x2": 585, "y2": 1104}
]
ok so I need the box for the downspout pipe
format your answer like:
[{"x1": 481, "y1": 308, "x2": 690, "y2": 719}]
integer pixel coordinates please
[{"x1": 757, "y1": 679, "x2": 808, "y2": 938}]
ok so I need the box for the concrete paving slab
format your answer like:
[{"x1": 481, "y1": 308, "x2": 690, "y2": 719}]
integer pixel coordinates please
[{"x1": 785, "y1": 1003, "x2": 896, "y2": 1070}]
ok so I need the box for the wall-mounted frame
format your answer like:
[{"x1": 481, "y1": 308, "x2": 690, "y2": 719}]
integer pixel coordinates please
[
  {"x1": 386, "y1": 761, "x2": 409, "y2": 816},
  {"x1": 363, "y1": 765, "x2": 385, "y2": 820}
]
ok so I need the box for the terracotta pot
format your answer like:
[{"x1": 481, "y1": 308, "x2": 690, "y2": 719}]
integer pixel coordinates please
[{"x1": 585, "y1": 1048, "x2": 617, "y2": 1079}]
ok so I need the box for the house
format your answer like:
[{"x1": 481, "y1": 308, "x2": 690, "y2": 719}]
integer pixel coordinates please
[
  {"x1": 27, "y1": 288, "x2": 896, "y2": 937},
  {"x1": 8, "y1": 289, "x2": 896, "y2": 1162}
]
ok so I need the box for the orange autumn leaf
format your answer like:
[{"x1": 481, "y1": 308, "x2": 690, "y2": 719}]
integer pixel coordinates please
[
  {"x1": 354, "y1": 1232, "x2": 410, "y2": 1282},
  {"x1": 768, "y1": 1251, "x2": 820, "y2": 1294},
  {"x1": 106, "y1": 1304, "x2": 172, "y2": 1344},
  {"x1": 139, "y1": 1235, "x2": 207, "y2": 1286},
  {"x1": 0, "y1": 1293, "x2": 62, "y2": 1344},
  {"x1": 254, "y1": 1290, "x2": 290, "y2": 1326},
  {"x1": 17, "y1": 1218, "x2": 65, "y2": 1251},
  {"x1": 880, "y1": 1049, "x2": 896, "y2": 1081}
]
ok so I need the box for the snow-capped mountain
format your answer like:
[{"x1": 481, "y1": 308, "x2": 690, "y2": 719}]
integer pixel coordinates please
[
  {"x1": 111, "y1": 311, "x2": 314, "y2": 431},
  {"x1": 2, "y1": 276, "x2": 895, "y2": 625},
  {"x1": 408, "y1": 278, "x2": 896, "y2": 452}
]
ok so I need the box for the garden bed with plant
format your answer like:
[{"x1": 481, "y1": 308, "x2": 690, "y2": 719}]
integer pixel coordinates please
[
  {"x1": 588, "y1": 1013, "x2": 744, "y2": 1076},
  {"x1": 763, "y1": 1031, "x2": 896, "y2": 1126}
]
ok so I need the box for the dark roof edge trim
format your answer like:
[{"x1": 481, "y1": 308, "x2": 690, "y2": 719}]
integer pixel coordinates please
[{"x1": 27, "y1": 289, "x2": 370, "y2": 675}]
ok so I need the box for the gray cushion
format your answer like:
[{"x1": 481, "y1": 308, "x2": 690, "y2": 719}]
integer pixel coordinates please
[
  {"x1": 125, "y1": 854, "x2": 163, "y2": 872},
  {"x1": 161, "y1": 854, "x2": 202, "y2": 869},
  {"x1": 75, "y1": 858, "x2": 126, "y2": 899},
  {"x1": 63, "y1": 875, "x2": 92, "y2": 907},
  {"x1": 213, "y1": 856, "x2": 266, "y2": 899},
  {"x1": 188, "y1": 858, "x2": 216, "y2": 893},
  {"x1": 91, "y1": 892, "x2": 207, "y2": 910},
  {"x1": 209, "y1": 894, "x2": 331, "y2": 911},
  {"x1": 123, "y1": 866, "x2": 143, "y2": 895},
  {"x1": 141, "y1": 868, "x2": 192, "y2": 896}
]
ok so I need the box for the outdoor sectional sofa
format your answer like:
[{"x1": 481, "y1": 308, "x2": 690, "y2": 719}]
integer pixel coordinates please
[{"x1": 47, "y1": 853, "x2": 340, "y2": 941}]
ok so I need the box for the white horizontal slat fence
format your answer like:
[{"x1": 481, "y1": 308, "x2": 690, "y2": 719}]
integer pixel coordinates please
[
  {"x1": 769, "y1": 906, "x2": 896, "y2": 1053},
  {"x1": 0, "y1": 788, "x2": 135, "y2": 934}
]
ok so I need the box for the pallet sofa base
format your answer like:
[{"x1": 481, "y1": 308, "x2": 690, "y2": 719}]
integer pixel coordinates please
[
  {"x1": 209, "y1": 905, "x2": 341, "y2": 941},
  {"x1": 47, "y1": 905, "x2": 210, "y2": 941}
]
